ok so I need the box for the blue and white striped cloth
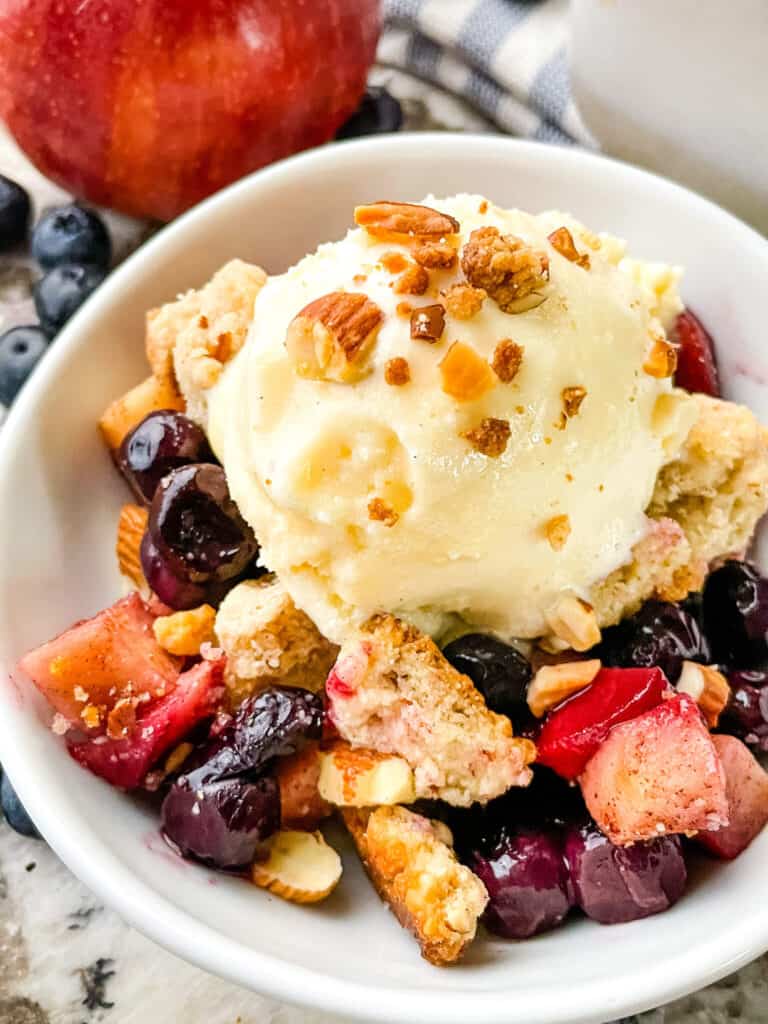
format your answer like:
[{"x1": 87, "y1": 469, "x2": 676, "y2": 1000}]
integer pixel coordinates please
[{"x1": 380, "y1": 0, "x2": 593, "y2": 145}]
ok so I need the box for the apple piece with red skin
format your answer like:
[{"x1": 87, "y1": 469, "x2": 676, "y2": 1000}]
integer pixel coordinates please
[
  {"x1": 674, "y1": 310, "x2": 720, "y2": 397},
  {"x1": 580, "y1": 693, "x2": 729, "y2": 846},
  {"x1": 68, "y1": 651, "x2": 226, "y2": 790},
  {"x1": 18, "y1": 592, "x2": 181, "y2": 731},
  {"x1": 0, "y1": 0, "x2": 381, "y2": 221},
  {"x1": 696, "y1": 734, "x2": 768, "y2": 859},
  {"x1": 536, "y1": 667, "x2": 670, "y2": 781}
]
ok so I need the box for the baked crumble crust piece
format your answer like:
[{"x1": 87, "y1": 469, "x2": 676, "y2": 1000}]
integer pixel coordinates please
[
  {"x1": 214, "y1": 576, "x2": 339, "y2": 708},
  {"x1": 491, "y1": 339, "x2": 524, "y2": 383},
  {"x1": 461, "y1": 226, "x2": 550, "y2": 313},
  {"x1": 326, "y1": 614, "x2": 535, "y2": 806},
  {"x1": 461, "y1": 417, "x2": 511, "y2": 458},
  {"x1": 151, "y1": 259, "x2": 266, "y2": 422},
  {"x1": 342, "y1": 806, "x2": 488, "y2": 967}
]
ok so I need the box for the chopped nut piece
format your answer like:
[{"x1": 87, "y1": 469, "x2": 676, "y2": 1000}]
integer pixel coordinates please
[
  {"x1": 106, "y1": 698, "x2": 138, "y2": 739},
  {"x1": 153, "y1": 604, "x2": 217, "y2": 656},
  {"x1": 543, "y1": 513, "x2": 571, "y2": 551},
  {"x1": 393, "y1": 263, "x2": 429, "y2": 296},
  {"x1": 396, "y1": 301, "x2": 413, "y2": 316},
  {"x1": 354, "y1": 201, "x2": 460, "y2": 240},
  {"x1": 462, "y1": 417, "x2": 511, "y2": 457},
  {"x1": 677, "y1": 661, "x2": 731, "y2": 727},
  {"x1": 478, "y1": 199, "x2": 489, "y2": 214},
  {"x1": 413, "y1": 241, "x2": 457, "y2": 269},
  {"x1": 491, "y1": 339, "x2": 524, "y2": 383},
  {"x1": 410, "y1": 303, "x2": 445, "y2": 343},
  {"x1": 319, "y1": 741, "x2": 416, "y2": 807},
  {"x1": 285, "y1": 291, "x2": 383, "y2": 383},
  {"x1": 368, "y1": 497, "x2": 399, "y2": 527},
  {"x1": 461, "y1": 226, "x2": 550, "y2": 313},
  {"x1": 442, "y1": 282, "x2": 486, "y2": 320},
  {"x1": 439, "y1": 341, "x2": 496, "y2": 402},
  {"x1": 527, "y1": 659, "x2": 602, "y2": 717},
  {"x1": 546, "y1": 594, "x2": 602, "y2": 652},
  {"x1": 562, "y1": 385, "x2": 587, "y2": 420},
  {"x1": 252, "y1": 830, "x2": 342, "y2": 905},
  {"x1": 116, "y1": 503, "x2": 148, "y2": 590},
  {"x1": 379, "y1": 251, "x2": 409, "y2": 274},
  {"x1": 385, "y1": 357, "x2": 411, "y2": 386},
  {"x1": 548, "y1": 226, "x2": 590, "y2": 269},
  {"x1": 99, "y1": 375, "x2": 185, "y2": 450},
  {"x1": 644, "y1": 336, "x2": 678, "y2": 378}
]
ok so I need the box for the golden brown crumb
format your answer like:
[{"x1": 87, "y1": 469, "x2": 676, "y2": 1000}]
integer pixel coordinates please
[
  {"x1": 394, "y1": 264, "x2": 430, "y2": 296},
  {"x1": 410, "y1": 304, "x2": 445, "y2": 343},
  {"x1": 396, "y1": 301, "x2": 413, "y2": 317},
  {"x1": 566, "y1": 472, "x2": 574, "y2": 482},
  {"x1": 442, "y1": 282, "x2": 486, "y2": 320},
  {"x1": 548, "y1": 226, "x2": 590, "y2": 269},
  {"x1": 491, "y1": 339, "x2": 524, "y2": 383},
  {"x1": 214, "y1": 331, "x2": 233, "y2": 363},
  {"x1": 413, "y1": 242, "x2": 457, "y2": 270},
  {"x1": 439, "y1": 342, "x2": 496, "y2": 402},
  {"x1": 353, "y1": 273, "x2": 367, "y2": 285},
  {"x1": 81, "y1": 705, "x2": 102, "y2": 730},
  {"x1": 461, "y1": 226, "x2": 549, "y2": 313},
  {"x1": 543, "y1": 514, "x2": 571, "y2": 551},
  {"x1": 478, "y1": 199, "x2": 488, "y2": 214},
  {"x1": 385, "y1": 357, "x2": 411, "y2": 386},
  {"x1": 644, "y1": 336, "x2": 678, "y2": 378},
  {"x1": 368, "y1": 498, "x2": 399, "y2": 527},
  {"x1": 198, "y1": 315, "x2": 209, "y2": 329},
  {"x1": 562, "y1": 385, "x2": 587, "y2": 419},
  {"x1": 380, "y1": 251, "x2": 410, "y2": 274},
  {"x1": 515, "y1": 404, "x2": 525, "y2": 414},
  {"x1": 107, "y1": 698, "x2": 137, "y2": 740},
  {"x1": 153, "y1": 604, "x2": 217, "y2": 656},
  {"x1": 461, "y1": 417, "x2": 511, "y2": 457}
]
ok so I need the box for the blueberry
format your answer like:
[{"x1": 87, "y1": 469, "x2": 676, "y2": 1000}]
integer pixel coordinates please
[
  {"x1": 33, "y1": 263, "x2": 106, "y2": 337},
  {"x1": 600, "y1": 599, "x2": 709, "y2": 683},
  {"x1": 703, "y1": 561, "x2": 768, "y2": 668},
  {"x1": 32, "y1": 203, "x2": 111, "y2": 271},
  {"x1": 336, "y1": 87, "x2": 403, "y2": 140},
  {"x1": 442, "y1": 633, "x2": 532, "y2": 728},
  {"x1": 0, "y1": 325, "x2": 49, "y2": 405},
  {"x1": 118, "y1": 411, "x2": 215, "y2": 505},
  {"x1": 1, "y1": 772, "x2": 41, "y2": 839},
  {"x1": 0, "y1": 175, "x2": 30, "y2": 250},
  {"x1": 720, "y1": 668, "x2": 768, "y2": 751}
]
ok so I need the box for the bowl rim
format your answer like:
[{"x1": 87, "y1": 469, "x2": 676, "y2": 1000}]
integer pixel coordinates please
[{"x1": 1, "y1": 132, "x2": 768, "y2": 1024}]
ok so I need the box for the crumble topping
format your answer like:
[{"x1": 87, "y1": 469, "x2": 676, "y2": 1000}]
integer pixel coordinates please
[
  {"x1": 543, "y1": 513, "x2": 571, "y2": 551},
  {"x1": 562, "y1": 385, "x2": 587, "y2": 419},
  {"x1": 548, "y1": 226, "x2": 591, "y2": 269},
  {"x1": 410, "y1": 304, "x2": 445, "y2": 343},
  {"x1": 442, "y1": 282, "x2": 486, "y2": 320},
  {"x1": 385, "y1": 357, "x2": 411, "y2": 386},
  {"x1": 368, "y1": 498, "x2": 400, "y2": 527},
  {"x1": 413, "y1": 241, "x2": 457, "y2": 270},
  {"x1": 380, "y1": 252, "x2": 410, "y2": 274},
  {"x1": 491, "y1": 339, "x2": 524, "y2": 383},
  {"x1": 396, "y1": 301, "x2": 413, "y2": 317},
  {"x1": 461, "y1": 226, "x2": 550, "y2": 313},
  {"x1": 461, "y1": 417, "x2": 511, "y2": 457},
  {"x1": 393, "y1": 264, "x2": 430, "y2": 296}
]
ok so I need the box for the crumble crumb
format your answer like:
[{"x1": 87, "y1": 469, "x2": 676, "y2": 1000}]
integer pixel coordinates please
[
  {"x1": 410, "y1": 304, "x2": 445, "y2": 343},
  {"x1": 396, "y1": 301, "x2": 413, "y2": 316},
  {"x1": 548, "y1": 226, "x2": 590, "y2": 269},
  {"x1": 442, "y1": 282, "x2": 486, "y2": 320},
  {"x1": 562, "y1": 385, "x2": 587, "y2": 419},
  {"x1": 461, "y1": 417, "x2": 511, "y2": 457},
  {"x1": 393, "y1": 264, "x2": 430, "y2": 296},
  {"x1": 368, "y1": 498, "x2": 399, "y2": 527},
  {"x1": 81, "y1": 705, "x2": 102, "y2": 730},
  {"x1": 461, "y1": 226, "x2": 549, "y2": 313},
  {"x1": 107, "y1": 698, "x2": 137, "y2": 740},
  {"x1": 380, "y1": 251, "x2": 410, "y2": 274},
  {"x1": 543, "y1": 514, "x2": 571, "y2": 551},
  {"x1": 413, "y1": 242, "x2": 457, "y2": 270},
  {"x1": 385, "y1": 357, "x2": 411, "y2": 386},
  {"x1": 491, "y1": 339, "x2": 524, "y2": 383},
  {"x1": 478, "y1": 199, "x2": 488, "y2": 214}
]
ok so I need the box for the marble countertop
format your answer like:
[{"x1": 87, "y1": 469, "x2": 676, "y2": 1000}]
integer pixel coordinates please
[{"x1": 0, "y1": 67, "x2": 766, "y2": 1024}]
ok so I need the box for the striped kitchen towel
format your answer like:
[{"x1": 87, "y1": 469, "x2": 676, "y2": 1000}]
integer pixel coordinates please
[{"x1": 380, "y1": 0, "x2": 594, "y2": 145}]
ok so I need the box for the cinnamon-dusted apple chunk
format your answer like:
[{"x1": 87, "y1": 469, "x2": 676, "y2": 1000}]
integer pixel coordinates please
[
  {"x1": 326, "y1": 614, "x2": 535, "y2": 806},
  {"x1": 343, "y1": 806, "x2": 488, "y2": 966}
]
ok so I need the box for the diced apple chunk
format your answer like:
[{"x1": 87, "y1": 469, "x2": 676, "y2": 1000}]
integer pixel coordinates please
[
  {"x1": 696, "y1": 734, "x2": 768, "y2": 859},
  {"x1": 580, "y1": 694, "x2": 729, "y2": 845}
]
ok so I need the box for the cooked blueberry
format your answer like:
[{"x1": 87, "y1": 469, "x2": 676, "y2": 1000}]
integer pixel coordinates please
[
  {"x1": 471, "y1": 828, "x2": 574, "y2": 939},
  {"x1": 336, "y1": 87, "x2": 403, "y2": 140},
  {"x1": 118, "y1": 411, "x2": 215, "y2": 505},
  {"x1": 1, "y1": 772, "x2": 41, "y2": 839},
  {"x1": 140, "y1": 531, "x2": 213, "y2": 610},
  {"x1": 600, "y1": 600, "x2": 709, "y2": 683},
  {"x1": 149, "y1": 464, "x2": 258, "y2": 583},
  {"x1": 720, "y1": 669, "x2": 768, "y2": 751},
  {"x1": 33, "y1": 263, "x2": 106, "y2": 337},
  {"x1": 161, "y1": 773, "x2": 279, "y2": 868},
  {"x1": 0, "y1": 175, "x2": 30, "y2": 249},
  {"x1": 442, "y1": 633, "x2": 532, "y2": 727},
  {"x1": 32, "y1": 203, "x2": 111, "y2": 270},
  {"x1": 0, "y1": 325, "x2": 49, "y2": 405},
  {"x1": 703, "y1": 561, "x2": 768, "y2": 667},
  {"x1": 564, "y1": 822, "x2": 686, "y2": 924}
]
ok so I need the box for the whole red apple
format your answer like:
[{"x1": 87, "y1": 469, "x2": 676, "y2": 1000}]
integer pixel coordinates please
[{"x1": 0, "y1": 0, "x2": 380, "y2": 220}]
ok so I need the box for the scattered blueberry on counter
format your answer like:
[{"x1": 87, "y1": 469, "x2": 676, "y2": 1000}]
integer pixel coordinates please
[
  {"x1": 31, "y1": 201, "x2": 111, "y2": 271},
  {"x1": 33, "y1": 262, "x2": 107, "y2": 337},
  {"x1": 0, "y1": 766, "x2": 41, "y2": 839},
  {"x1": 0, "y1": 173, "x2": 31, "y2": 250},
  {"x1": 336, "y1": 86, "x2": 403, "y2": 139},
  {"x1": 0, "y1": 325, "x2": 49, "y2": 405}
]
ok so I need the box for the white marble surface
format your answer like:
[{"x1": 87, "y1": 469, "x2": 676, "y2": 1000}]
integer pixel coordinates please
[{"x1": 1, "y1": 67, "x2": 767, "y2": 1024}]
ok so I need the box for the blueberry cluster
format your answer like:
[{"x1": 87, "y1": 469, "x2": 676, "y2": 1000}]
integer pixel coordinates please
[{"x1": 0, "y1": 177, "x2": 111, "y2": 406}]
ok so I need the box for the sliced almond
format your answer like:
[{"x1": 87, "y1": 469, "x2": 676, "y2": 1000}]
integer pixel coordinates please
[
  {"x1": 354, "y1": 201, "x2": 459, "y2": 241},
  {"x1": 545, "y1": 594, "x2": 601, "y2": 652},
  {"x1": 99, "y1": 375, "x2": 185, "y2": 450},
  {"x1": 439, "y1": 341, "x2": 496, "y2": 402},
  {"x1": 285, "y1": 291, "x2": 383, "y2": 383},
  {"x1": 116, "y1": 503, "x2": 148, "y2": 589},
  {"x1": 251, "y1": 830, "x2": 342, "y2": 904},
  {"x1": 677, "y1": 661, "x2": 731, "y2": 728},
  {"x1": 153, "y1": 604, "x2": 217, "y2": 656},
  {"x1": 527, "y1": 659, "x2": 601, "y2": 717},
  {"x1": 318, "y1": 741, "x2": 416, "y2": 807},
  {"x1": 643, "y1": 336, "x2": 678, "y2": 378}
]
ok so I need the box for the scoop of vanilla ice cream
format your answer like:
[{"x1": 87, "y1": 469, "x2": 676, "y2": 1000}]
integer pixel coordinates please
[{"x1": 206, "y1": 195, "x2": 696, "y2": 645}]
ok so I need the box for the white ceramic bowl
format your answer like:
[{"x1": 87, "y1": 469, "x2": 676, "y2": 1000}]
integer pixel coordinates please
[{"x1": 1, "y1": 135, "x2": 767, "y2": 1024}]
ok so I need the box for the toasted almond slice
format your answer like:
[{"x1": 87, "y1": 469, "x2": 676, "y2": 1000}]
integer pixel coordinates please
[
  {"x1": 318, "y1": 741, "x2": 416, "y2": 807},
  {"x1": 99, "y1": 375, "x2": 185, "y2": 450},
  {"x1": 643, "y1": 336, "x2": 678, "y2": 378},
  {"x1": 251, "y1": 830, "x2": 342, "y2": 904},
  {"x1": 116, "y1": 503, "x2": 148, "y2": 589},
  {"x1": 354, "y1": 201, "x2": 459, "y2": 240},
  {"x1": 677, "y1": 661, "x2": 731, "y2": 728},
  {"x1": 527, "y1": 659, "x2": 602, "y2": 717},
  {"x1": 153, "y1": 604, "x2": 217, "y2": 657},
  {"x1": 439, "y1": 341, "x2": 496, "y2": 402},
  {"x1": 286, "y1": 291, "x2": 383, "y2": 383},
  {"x1": 546, "y1": 594, "x2": 601, "y2": 652}
]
